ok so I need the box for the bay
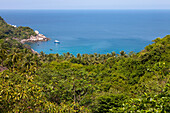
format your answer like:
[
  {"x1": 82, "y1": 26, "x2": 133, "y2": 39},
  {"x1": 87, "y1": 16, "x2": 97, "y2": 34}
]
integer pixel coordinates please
[{"x1": 1, "y1": 10, "x2": 170, "y2": 55}]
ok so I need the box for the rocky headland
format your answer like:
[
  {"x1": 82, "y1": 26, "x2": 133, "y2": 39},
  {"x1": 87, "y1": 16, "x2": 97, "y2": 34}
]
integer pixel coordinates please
[{"x1": 21, "y1": 30, "x2": 50, "y2": 43}]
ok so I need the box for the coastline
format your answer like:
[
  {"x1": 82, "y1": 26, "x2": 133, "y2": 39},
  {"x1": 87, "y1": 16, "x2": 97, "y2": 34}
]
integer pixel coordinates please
[
  {"x1": 21, "y1": 30, "x2": 50, "y2": 44},
  {"x1": 20, "y1": 30, "x2": 50, "y2": 54},
  {"x1": 31, "y1": 48, "x2": 38, "y2": 54}
]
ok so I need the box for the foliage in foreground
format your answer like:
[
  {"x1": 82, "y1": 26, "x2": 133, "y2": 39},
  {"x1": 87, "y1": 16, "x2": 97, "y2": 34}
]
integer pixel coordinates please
[{"x1": 0, "y1": 17, "x2": 169, "y2": 112}]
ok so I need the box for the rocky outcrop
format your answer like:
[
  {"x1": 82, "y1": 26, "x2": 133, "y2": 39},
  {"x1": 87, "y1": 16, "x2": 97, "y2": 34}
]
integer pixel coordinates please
[
  {"x1": 0, "y1": 66, "x2": 8, "y2": 72},
  {"x1": 31, "y1": 48, "x2": 38, "y2": 54},
  {"x1": 21, "y1": 30, "x2": 50, "y2": 43}
]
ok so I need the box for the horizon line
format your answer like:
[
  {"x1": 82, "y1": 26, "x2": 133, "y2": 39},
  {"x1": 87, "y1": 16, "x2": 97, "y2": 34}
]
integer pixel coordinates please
[{"x1": 0, "y1": 8, "x2": 170, "y2": 10}]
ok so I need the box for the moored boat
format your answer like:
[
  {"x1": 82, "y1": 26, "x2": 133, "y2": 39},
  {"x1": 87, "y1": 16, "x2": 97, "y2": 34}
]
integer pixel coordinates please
[{"x1": 54, "y1": 40, "x2": 60, "y2": 43}]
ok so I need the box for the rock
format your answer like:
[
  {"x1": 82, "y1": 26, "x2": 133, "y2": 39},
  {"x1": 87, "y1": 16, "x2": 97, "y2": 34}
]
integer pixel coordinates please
[
  {"x1": 31, "y1": 49, "x2": 38, "y2": 54},
  {"x1": 21, "y1": 34, "x2": 50, "y2": 43},
  {"x1": 35, "y1": 30, "x2": 39, "y2": 35},
  {"x1": 0, "y1": 66, "x2": 8, "y2": 72}
]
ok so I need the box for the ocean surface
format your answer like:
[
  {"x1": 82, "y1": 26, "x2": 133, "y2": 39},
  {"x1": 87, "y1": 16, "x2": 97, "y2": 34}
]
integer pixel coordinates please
[{"x1": 1, "y1": 10, "x2": 170, "y2": 55}]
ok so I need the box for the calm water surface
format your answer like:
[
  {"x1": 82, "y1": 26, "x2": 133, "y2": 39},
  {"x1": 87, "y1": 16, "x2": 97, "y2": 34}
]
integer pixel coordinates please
[{"x1": 1, "y1": 10, "x2": 170, "y2": 55}]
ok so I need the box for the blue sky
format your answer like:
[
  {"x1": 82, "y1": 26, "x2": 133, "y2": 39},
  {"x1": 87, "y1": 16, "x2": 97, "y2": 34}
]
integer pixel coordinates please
[{"x1": 0, "y1": 0, "x2": 170, "y2": 9}]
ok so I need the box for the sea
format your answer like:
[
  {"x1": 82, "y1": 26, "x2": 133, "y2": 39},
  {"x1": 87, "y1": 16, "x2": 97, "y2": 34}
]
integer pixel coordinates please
[{"x1": 1, "y1": 10, "x2": 170, "y2": 56}]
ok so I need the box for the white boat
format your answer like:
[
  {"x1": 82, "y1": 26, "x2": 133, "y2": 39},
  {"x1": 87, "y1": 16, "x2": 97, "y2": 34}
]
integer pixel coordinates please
[{"x1": 54, "y1": 40, "x2": 60, "y2": 43}]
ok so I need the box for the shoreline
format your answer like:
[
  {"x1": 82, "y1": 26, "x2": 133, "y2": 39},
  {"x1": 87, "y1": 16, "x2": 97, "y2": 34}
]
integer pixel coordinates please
[
  {"x1": 20, "y1": 30, "x2": 50, "y2": 54},
  {"x1": 20, "y1": 30, "x2": 50, "y2": 44}
]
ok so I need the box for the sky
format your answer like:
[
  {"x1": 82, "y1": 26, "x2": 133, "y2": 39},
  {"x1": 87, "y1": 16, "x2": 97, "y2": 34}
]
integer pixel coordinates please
[{"x1": 0, "y1": 0, "x2": 170, "y2": 10}]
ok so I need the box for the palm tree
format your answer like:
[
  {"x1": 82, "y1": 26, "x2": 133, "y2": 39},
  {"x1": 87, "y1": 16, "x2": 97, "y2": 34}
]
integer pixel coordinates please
[
  {"x1": 8, "y1": 52, "x2": 19, "y2": 71},
  {"x1": 111, "y1": 51, "x2": 116, "y2": 57},
  {"x1": 22, "y1": 54, "x2": 36, "y2": 71},
  {"x1": 120, "y1": 50, "x2": 127, "y2": 57},
  {"x1": 0, "y1": 48, "x2": 7, "y2": 66},
  {"x1": 77, "y1": 53, "x2": 81, "y2": 59},
  {"x1": 56, "y1": 53, "x2": 59, "y2": 58}
]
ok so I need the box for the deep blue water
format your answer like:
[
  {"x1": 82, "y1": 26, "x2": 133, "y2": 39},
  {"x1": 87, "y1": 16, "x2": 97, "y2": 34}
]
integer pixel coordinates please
[{"x1": 1, "y1": 10, "x2": 170, "y2": 55}]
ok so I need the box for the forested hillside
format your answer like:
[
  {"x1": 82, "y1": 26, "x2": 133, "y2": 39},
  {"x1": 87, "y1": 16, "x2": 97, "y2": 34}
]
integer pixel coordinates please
[
  {"x1": 0, "y1": 17, "x2": 169, "y2": 112},
  {"x1": 0, "y1": 16, "x2": 36, "y2": 40}
]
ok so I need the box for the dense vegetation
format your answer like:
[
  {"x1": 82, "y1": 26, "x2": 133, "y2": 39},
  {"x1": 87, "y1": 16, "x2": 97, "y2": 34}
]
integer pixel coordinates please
[
  {"x1": 0, "y1": 16, "x2": 36, "y2": 40},
  {"x1": 0, "y1": 17, "x2": 169, "y2": 112}
]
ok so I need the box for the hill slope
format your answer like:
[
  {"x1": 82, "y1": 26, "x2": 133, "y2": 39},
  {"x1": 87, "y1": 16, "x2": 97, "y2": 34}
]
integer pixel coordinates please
[
  {"x1": 0, "y1": 16, "x2": 169, "y2": 112},
  {"x1": 0, "y1": 16, "x2": 36, "y2": 40}
]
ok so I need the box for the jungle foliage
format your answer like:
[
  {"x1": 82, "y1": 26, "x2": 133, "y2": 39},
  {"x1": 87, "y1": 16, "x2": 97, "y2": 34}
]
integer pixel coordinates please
[
  {"x1": 0, "y1": 16, "x2": 36, "y2": 40},
  {"x1": 0, "y1": 17, "x2": 169, "y2": 112}
]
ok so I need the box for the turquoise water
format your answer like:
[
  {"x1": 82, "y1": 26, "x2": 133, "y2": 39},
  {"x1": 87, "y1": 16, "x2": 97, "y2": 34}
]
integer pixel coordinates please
[{"x1": 1, "y1": 10, "x2": 170, "y2": 55}]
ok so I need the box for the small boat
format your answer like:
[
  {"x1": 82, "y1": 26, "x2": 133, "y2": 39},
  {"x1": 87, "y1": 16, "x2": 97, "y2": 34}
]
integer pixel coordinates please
[{"x1": 54, "y1": 40, "x2": 60, "y2": 43}]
